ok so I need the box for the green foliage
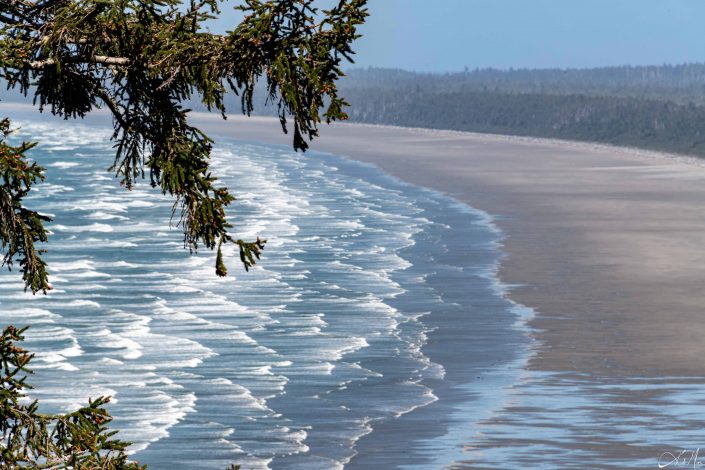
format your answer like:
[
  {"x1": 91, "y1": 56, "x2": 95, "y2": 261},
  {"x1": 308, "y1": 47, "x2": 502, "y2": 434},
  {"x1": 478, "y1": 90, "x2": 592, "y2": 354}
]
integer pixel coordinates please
[
  {"x1": 310, "y1": 68, "x2": 705, "y2": 158},
  {"x1": 0, "y1": 118, "x2": 51, "y2": 293},
  {"x1": 0, "y1": 325, "x2": 145, "y2": 469},
  {"x1": 338, "y1": 64, "x2": 705, "y2": 105},
  {"x1": 0, "y1": 0, "x2": 368, "y2": 291},
  {"x1": 0, "y1": 2, "x2": 368, "y2": 467}
]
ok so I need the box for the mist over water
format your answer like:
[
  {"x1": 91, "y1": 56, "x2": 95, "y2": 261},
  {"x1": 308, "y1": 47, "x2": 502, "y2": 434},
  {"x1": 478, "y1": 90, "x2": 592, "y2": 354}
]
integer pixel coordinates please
[{"x1": 0, "y1": 119, "x2": 532, "y2": 469}]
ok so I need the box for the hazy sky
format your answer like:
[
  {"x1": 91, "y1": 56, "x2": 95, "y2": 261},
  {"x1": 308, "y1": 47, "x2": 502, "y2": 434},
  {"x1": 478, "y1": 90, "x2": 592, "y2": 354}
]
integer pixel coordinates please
[
  {"x1": 213, "y1": 0, "x2": 705, "y2": 72},
  {"x1": 357, "y1": 0, "x2": 705, "y2": 71}
]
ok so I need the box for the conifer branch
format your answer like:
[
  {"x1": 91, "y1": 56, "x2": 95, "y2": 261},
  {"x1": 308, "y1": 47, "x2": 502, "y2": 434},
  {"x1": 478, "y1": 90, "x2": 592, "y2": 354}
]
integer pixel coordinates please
[{"x1": 1, "y1": 0, "x2": 369, "y2": 285}]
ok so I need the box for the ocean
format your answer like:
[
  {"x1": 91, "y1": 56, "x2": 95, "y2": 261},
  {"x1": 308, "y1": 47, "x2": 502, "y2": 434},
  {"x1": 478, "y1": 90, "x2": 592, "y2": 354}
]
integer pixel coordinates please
[{"x1": 0, "y1": 118, "x2": 533, "y2": 469}]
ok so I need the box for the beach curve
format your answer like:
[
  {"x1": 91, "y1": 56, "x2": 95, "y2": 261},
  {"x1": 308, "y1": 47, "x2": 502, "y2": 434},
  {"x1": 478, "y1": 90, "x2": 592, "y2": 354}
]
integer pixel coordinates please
[{"x1": 191, "y1": 113, "x2": 705, "y2": 378}]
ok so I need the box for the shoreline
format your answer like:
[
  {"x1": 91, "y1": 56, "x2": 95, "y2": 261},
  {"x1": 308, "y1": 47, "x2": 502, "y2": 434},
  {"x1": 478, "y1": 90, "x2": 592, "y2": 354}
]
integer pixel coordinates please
[
  {"x1": 6, "y1": 103, "x2": 705, "y2": 376},
  {"x1": 208, "y1": 113, "x2": 705, "y2": 169},
  {"x1": 8, "y1": 101, "x2": 705, "y2": 167},
  {"x1": 187, "y1": 111, "x2": 705, "y2": 378},
  {"x1": 189, "y1": 113, "x2": 705, "y2": 465},
  {"x1": 6, "y1": 103, "x2": 705, "y2": 465}
]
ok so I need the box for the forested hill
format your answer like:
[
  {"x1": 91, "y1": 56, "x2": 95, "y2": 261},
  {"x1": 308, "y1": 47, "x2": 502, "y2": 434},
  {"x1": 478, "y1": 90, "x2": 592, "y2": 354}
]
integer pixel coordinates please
[
  {"x1": 340, "y1": 65, "x2": 705, "y2": 104},
  {"x1": 329, "y1": 65, "x2": 705, "y2": 157}
]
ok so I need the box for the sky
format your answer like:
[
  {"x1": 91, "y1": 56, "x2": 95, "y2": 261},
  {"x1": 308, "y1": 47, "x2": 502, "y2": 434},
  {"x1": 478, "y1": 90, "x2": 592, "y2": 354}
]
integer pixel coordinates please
[{"x1": 213, "y1": 0, "x2": 705, "y2": 72}]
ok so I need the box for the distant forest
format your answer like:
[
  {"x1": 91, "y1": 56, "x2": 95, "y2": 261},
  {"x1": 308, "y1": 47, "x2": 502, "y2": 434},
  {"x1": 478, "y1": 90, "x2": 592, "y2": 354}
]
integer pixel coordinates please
[
  {"x1": 271, "y1": 64, "x2": 705, "y2": 157},
  {"x1": 6, "y1": 63, "x2": 705, "y2": 157},
  {"x1": 336, "y1": 67, "x2": 705, "y2": 157},
  {"x1": 340, "y1": 64, "x2": 705, "y2": 104}
]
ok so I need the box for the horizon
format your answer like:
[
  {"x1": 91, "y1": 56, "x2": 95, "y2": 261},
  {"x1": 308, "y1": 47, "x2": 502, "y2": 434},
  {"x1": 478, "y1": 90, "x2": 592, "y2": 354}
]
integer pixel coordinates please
[
  {"x1": 205, "y1": 1, "x2": 705, "y2": 73},
  {"x1": 342, "y1": 61, "x2": 705, "y2": 74},
  {"x1": 354, "y1": 0, "x2": 705, "y2": 72}
]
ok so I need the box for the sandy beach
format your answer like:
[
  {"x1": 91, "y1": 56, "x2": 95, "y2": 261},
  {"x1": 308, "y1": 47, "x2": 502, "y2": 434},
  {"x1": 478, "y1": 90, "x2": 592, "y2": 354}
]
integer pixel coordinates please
[
  {"x1": 5, "y1": 102, "x2": 705, "y2": 466},
  {"x1": 189, "y1": 115, "x2": 705, "y2": 466},
  {"x1": 192, "y1": 113, "x2": 705, "y2": 379}
]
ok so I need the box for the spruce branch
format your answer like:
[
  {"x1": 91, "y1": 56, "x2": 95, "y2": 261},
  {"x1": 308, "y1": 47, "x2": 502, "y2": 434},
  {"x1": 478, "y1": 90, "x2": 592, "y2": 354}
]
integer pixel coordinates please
[{"x1": 0, "y1": 0, "x2": 368, "y2": 288}]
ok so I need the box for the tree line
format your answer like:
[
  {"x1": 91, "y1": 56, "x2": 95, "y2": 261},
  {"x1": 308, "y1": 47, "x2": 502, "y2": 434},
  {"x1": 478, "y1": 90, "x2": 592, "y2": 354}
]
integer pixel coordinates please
[
  {"x1": 339, "y1": 64, "x2": 705, "y2": 104},
  {"x1": 10, "y1": 63, "x2": 705, "y2": 158},
  {"x1": 240, "y1": 64, "x2": 705, "y2": 157},
  {"x1": 340, "y1": 87, "x2": 705, "y2": 157}
]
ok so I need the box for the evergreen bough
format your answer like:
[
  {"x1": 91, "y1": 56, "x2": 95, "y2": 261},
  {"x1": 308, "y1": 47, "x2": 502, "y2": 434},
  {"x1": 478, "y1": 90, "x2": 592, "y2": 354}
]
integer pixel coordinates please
[
  {"x1": 0, "y1": 0, "x2": 368, "y2": 292},
  {"x1": 1, "y1": 325, "x2": 144, "y2": 468},
  {"x1": 0, "y1": 1, "x2": 367, "y2": 467}
]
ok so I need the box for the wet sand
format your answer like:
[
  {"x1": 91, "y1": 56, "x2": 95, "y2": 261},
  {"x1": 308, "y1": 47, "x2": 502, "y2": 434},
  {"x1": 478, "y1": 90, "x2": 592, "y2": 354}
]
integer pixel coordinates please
[
  {"x1": 6, "y1": 103, "x2": 705, "y2": 465},
  {"x1": 189, "y1": 115, "x2": 705, "y2": 466},
  {"x1": 8, "y1": 103, "x2": 705, "y2": 375},
  {"x1": 191, "y1": 113, "x2": 705, "y2": 379}
]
